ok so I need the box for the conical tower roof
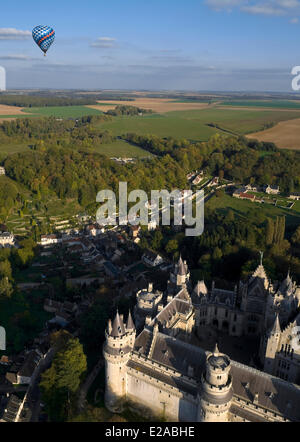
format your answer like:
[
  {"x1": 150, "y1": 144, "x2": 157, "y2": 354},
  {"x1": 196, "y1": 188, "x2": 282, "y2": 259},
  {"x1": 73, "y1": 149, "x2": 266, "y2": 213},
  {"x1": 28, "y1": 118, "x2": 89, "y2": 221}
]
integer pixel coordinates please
[
  {"x1": 213, "y1": 342, "x2": 220, "y2": 356},
  {"x1": 194, "y1": 280, "x2": 208, "y2": 296},
  {"x1": 111, "y1": 310, "x2": 124, "y2": 337},
  {"x1": 270, "y1": 314, "x2": 281, "y2": 336},
  {"x1": 279, "y1": 270, "x2": 294, "y2": 296},
  {"x1": 126, "y1": 310, "x2": 135, "y2": 331},
  {"x1": 178, "y1": 254, "x2": 186, "y2": 276}
]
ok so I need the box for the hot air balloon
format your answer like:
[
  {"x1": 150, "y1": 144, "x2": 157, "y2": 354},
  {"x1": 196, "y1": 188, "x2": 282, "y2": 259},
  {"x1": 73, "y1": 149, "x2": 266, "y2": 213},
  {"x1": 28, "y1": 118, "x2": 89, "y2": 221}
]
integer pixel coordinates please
[{"x1": 32, "y1": 25, "x2": 55, "y2": 56}]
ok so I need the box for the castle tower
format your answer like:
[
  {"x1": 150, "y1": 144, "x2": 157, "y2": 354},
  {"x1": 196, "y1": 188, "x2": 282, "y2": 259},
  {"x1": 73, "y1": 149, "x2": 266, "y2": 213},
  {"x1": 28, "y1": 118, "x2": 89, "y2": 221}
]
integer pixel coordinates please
[
  {"x1": 198, "y1": 344, "x2": 233, "y2": 422},
  {"x1": 263, "y1": 314, "x2": 281, "y2": 374},
  {"x1": 103, "y1": 310, "x2": 136, "y2": 412},
  {"x1": 168, "y1": 254, "x2": 190, "y2": 295}
]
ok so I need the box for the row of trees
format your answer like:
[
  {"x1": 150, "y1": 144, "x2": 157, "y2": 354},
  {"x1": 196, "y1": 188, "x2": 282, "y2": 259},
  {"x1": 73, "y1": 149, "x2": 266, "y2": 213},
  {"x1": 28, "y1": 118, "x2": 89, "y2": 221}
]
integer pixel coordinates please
[
  {"x1": 0, "y1": 95, "x2": 98, "y2": 107},
  {"x1": 123, "y1": 132, "x2": 300, "y2": 194},
  {"x1": 106, "y1": 105, "x2": 153, "y2": 116}
]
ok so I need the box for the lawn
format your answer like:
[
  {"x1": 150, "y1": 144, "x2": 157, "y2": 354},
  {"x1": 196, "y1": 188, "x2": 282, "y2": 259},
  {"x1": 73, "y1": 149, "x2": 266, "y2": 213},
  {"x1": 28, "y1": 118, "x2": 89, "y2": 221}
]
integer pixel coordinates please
[
  {"x1": 93, "y1": 108, "x2": 300, "y2": 141},
  {"x1": 0, "y1": 143, "x2": 30, "y2": 156},
  {"x1": 206, "y1": 192, "x2": 300, "y2": 227},
  {"x1": 23, "y1": 105, "x2": 103, "y2": 118},
  {"x1": 83, "y1": 139, "x2": 153, "y2": 158}
]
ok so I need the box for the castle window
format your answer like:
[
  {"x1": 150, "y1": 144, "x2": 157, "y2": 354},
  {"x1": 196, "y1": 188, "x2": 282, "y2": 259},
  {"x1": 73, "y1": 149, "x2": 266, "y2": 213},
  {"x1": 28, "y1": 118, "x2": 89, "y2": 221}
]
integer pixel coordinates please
[{"x1": 234, "y1": 314, "x2": 237, "y2": 322}]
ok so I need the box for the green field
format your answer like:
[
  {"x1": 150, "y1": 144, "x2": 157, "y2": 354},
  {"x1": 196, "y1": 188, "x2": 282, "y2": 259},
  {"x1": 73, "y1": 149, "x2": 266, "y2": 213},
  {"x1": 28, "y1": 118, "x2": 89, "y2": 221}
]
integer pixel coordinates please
[
  {"x1": 23, "y1": 105, "x2": 103, "y2": 118},
  {"x1": 206, "y1": 193, "x2": 300, "y2": 227},
  {"x1": 94, "y1": 108, "x2": 300, "y2": 141},
  {"x1": 221, "y1": 100, "x2": 300, "y2": 109},
  {"x1": 88, "y1": 139, "x2": 153, "y2": 158},
  {"x1": 0, "y1": 143, "x2": 30, "y2": 156}
]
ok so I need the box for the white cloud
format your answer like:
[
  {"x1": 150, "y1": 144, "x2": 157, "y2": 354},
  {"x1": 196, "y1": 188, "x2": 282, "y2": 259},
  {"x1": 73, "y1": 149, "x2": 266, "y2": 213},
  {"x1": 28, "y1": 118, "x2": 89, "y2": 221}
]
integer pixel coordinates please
[
  {"x1": 290, "y1": 16, "x2": 299, "y2": 21},
  {"x1": 205, "y1": 0, "x2": 242, "y2": 10},
  {"x1": 0, "y1": 54, "x2": 35, "y2": 60},
  {"x1": 90, "y1": 37, "x2": 117, "y2": 48},
  {"x1": 206, "y1": 0, "x2": 300, "y2": 17},
  {"x1": 0, "y1": 28, "x2": 31, "y2": 40},
  {"x1": 241, "y1": 4, "x2": 286, "y2": 15}
]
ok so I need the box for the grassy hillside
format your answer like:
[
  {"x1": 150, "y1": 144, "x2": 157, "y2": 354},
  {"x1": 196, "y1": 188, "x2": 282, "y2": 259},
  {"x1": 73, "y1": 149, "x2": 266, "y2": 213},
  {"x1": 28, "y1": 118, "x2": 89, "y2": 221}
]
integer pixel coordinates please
[{"x1": 206, "y1": 193, "x2": 300, "y2": 227}]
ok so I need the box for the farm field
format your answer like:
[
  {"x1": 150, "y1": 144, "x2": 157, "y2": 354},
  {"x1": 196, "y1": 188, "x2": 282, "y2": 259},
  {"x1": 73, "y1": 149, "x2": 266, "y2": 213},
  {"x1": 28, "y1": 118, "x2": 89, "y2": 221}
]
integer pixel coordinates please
[
  {"x1": 24, "y1": 105, "x2": 103, "y2": 118},
  {"x1": 247, "y1": 117, "x2": 300, "y2": 150},
  {"x1": 206, "y1": 193, "x2": 300, "y2": 227},
  {"x1": 1, "y1": 98, "x2": 300, "y2": 151},
  {"x1": 0, "y1": 104, "x2": 29, "y2": 115},
  {"x1": 94, "y1": 108, "x2": 300, "y2": 141},
  {"x1": 221, "y1": 100, "x2": 300, "y2": 109},
  {"x1": 87, "y1": 97, "x2": 213, "y2": 113}
]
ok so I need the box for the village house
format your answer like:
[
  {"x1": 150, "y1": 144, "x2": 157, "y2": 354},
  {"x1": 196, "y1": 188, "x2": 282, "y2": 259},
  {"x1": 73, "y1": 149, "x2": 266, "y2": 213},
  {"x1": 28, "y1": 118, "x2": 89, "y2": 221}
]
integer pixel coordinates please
[
  {"x1": 192, "y1": 174, "x2": 203, "y2": 185},
  {"x1": 40, "y1": 234, "x2": 62, "y2": 246},
  {"x1": 264, "y1": 184, "x2": 280, "y2": 195},
  {"x1": 237, "y1": 192, "x2": 256, "y2": 202},
  {"x1": 245, "y1": 184, "x2": 259, "y2": 192},
  {"x1": 130, "y1": 225, "x2": 141, "y2": 239},
  {"x1": 0, "y1": 167, "x2": 5, "y2": 176},
  {"x1": 289, "y1": 193, "x2": 300, "y2": 200},
  {"x1": 6, "y1": 350, "x2": 42, "y2": 385},
  {"x1": 142, "y1": 249, "x2": 164, "y2": 267},
  {"x1": 0, "y1": 232, "x2": 15, "y2": 247},
  {"x1": 86, "y1": 223, "x2": 104, "y2": 237},
  {"x1": 207, "y1": 177, "x2": 219, "y2": 187}
]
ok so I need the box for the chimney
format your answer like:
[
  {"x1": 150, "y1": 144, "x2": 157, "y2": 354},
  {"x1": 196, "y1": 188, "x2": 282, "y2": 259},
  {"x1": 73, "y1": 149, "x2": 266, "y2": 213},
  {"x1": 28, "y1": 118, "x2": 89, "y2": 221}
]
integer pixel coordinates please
[{"x1": 148, "y1": 282, "x2": 153, "y2": 292}]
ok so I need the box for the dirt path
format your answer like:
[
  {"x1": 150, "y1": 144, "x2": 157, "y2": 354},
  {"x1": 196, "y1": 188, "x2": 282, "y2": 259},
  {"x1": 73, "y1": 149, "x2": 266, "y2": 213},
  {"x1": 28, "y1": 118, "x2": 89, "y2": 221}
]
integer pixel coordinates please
[{"x1": 77, "y1": 358, "x2": 104, "y2": 412}]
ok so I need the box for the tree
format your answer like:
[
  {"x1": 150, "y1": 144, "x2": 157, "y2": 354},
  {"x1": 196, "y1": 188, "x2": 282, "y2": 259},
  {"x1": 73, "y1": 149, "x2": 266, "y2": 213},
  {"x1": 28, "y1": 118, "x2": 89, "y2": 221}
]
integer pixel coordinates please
[
  {"x1": 0, "y1": 260, "x2": 12, "y2": 280},
  {"x1": 151, "y1": 230, "x2": 163, "y2": 250},
  {"x1": 266, "y1": 218, "x2": 274, "y2": 246},
  {"x1": 0, "y1": 277, "x2": 13, "y2": 298},
  {"x1": 165, "y1": 239, "x2": 178, "y2": 254},
  {"x1": 291, "y1": 226, "x2": 300, "y2": 246},
  {"x1": 40, "y1": 337, "x2": 87, "y2": 421}
]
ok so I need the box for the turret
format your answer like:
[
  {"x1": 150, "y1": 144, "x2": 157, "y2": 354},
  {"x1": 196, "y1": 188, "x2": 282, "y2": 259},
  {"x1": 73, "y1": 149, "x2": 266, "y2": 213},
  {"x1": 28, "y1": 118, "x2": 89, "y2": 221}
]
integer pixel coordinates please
[
  {"x1": 263, "y1": 314, "x2": 281, "y2": 374},
  {"x1": 103, "y1": 310, "x2": 136, "y2": 412},
  {"x1": 169, "y1": 254, "x2": 190, "y2": 292},
  {"x1": 198, "y1": 344, "x2": 233, "y2": 422}
]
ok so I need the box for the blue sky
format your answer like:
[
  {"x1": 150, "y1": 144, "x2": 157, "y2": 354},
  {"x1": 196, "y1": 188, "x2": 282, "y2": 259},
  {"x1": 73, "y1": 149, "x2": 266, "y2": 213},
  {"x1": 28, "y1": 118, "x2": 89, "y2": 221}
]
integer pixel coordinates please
[{"x1": 0, "y1": 0, "x2": 299, "y2": 91}]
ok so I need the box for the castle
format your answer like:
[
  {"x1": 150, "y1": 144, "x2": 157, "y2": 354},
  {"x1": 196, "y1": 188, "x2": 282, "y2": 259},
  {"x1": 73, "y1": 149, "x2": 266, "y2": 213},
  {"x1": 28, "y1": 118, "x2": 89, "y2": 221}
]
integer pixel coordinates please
[{"x1": 103, "y1": 255, "x2": 300, "y2": 422}]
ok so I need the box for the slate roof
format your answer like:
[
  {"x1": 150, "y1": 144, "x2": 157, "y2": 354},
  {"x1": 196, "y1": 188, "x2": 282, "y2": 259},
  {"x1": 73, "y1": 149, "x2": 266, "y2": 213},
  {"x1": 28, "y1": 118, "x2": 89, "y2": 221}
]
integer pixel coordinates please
[
  {"x1": 230, "y1": 361, "x2": 300, "y2": 421},
  {"x1": 132, "y1": 329, "x2": 300, "y2": 421}
]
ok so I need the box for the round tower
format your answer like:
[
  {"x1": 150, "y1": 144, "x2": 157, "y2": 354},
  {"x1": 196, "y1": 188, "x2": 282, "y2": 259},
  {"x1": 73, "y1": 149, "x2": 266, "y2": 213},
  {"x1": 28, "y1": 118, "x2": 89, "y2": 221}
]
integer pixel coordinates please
[
  {"x1": 198, "y1": 344, "x2": 233, "y2": 422},
  {"x1": 103, "y1": 310, "x2": 136, "y2": 412}
]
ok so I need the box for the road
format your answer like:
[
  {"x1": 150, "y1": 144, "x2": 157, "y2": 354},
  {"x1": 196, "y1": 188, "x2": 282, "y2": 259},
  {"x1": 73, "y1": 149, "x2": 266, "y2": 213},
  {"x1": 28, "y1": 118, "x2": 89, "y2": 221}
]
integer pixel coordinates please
[{"x1": 77, "y1": 358, "x2": 104, "y2": 413}]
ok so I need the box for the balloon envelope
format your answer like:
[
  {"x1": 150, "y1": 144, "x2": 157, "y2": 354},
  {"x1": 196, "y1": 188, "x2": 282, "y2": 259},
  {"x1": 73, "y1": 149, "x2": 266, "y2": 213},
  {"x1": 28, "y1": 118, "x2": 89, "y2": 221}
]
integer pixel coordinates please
[{"x1": 32, "y1": 25, "x2": 55, "y2": 54}]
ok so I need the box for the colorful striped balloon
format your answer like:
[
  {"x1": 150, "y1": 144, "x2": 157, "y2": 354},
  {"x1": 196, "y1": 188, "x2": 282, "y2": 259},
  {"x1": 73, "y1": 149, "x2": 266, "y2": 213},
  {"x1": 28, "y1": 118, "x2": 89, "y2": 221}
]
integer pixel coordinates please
[{"x1": 32, "y1": 25, "x2": 55, "y2": 56}]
